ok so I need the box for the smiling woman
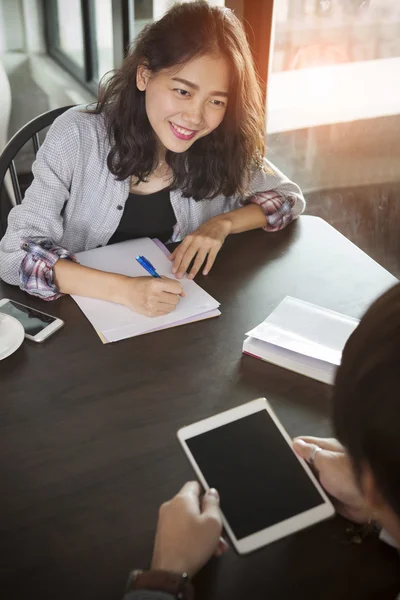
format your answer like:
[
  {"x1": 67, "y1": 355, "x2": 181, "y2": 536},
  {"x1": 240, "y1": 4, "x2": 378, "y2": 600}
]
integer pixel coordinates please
[
  {"x1": 94, "y1": 1, "x2": 268, "y2": 201},
  {"x1": 0, "y1": 1, "x2": 305, "y2": 317},
  {"x1": 136, "y1": 54, "x2": 230, "y2": 154}
]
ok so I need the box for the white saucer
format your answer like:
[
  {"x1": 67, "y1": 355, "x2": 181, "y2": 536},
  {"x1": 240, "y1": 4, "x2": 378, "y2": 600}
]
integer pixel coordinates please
[{"x1": 0, "y1": 313, "x2": 25, "y2": 360}]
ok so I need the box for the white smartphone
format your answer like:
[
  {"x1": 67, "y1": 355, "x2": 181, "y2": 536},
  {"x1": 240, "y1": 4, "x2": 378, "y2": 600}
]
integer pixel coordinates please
[
  {"x1": 0, "y1": 298, "x2": 64, "y2": 342},
  {"x1": 178, "y1": 398, "x2": 334, "y2": 555}
]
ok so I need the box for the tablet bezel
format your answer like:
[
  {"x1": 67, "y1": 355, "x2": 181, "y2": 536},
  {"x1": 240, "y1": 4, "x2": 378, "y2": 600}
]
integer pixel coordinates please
[{"x1": 177, "y1": 398, "x2": 335, "y2": 554}]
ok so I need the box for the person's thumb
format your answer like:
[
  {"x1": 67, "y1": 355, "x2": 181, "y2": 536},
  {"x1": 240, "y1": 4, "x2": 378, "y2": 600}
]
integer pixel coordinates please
[{"x1": 202, "y1": 488, "x2": 222, "y2": 524}]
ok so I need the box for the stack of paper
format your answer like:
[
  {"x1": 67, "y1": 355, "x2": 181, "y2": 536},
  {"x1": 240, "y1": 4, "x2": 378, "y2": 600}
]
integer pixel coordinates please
[
  {"x1": 243, "y1": 296, "x2": 359, "y2": 384},
  {"x1": 73, "y1": 238, "x2": 220, "y2": 343}
]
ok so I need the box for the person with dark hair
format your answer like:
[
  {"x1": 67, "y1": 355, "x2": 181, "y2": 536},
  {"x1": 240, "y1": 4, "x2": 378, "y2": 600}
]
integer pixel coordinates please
[
  {"x1": 0, "y1": 1, "x2": 304, "y2": 316},
  {"x1": 294, "y1": 281, "x2": 400, "y2": 547},
  {"x1": 122, "y1": 283, "x2": 400, "y2": 599}
]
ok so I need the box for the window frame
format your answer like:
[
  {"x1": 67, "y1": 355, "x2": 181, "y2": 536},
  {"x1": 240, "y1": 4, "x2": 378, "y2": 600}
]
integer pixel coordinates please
[
  {"x1": 42, "y1": 0, "x2": 274, "y2": 98},
  {"x1": 42, "y1": 0, "x2": 131, "y2": 94},
  {"x1": 239, "y1": 0, "x2": 274, "y2": 104}
]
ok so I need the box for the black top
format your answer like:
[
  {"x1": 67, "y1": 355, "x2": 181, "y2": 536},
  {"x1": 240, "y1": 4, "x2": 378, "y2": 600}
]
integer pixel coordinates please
[{"x1": 108, "y1": 188, "x2": 176, "y2": 245}]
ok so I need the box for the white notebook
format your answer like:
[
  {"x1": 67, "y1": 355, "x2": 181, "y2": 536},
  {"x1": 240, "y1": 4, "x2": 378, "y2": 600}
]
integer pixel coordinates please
[
  {"x1": 243, "y1": 296, "x2": 359, "y2": 384},
  {"x1": 73, "y1": 238, "x2": 221, "y2": 343}
]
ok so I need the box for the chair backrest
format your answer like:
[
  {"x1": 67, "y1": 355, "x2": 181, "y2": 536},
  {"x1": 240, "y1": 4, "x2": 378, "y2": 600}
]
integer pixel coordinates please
[
  {"x1": 0, "y1": 105, "x2": 74, "y2": 238},
  {"x1": 0, "y1": 59, "x2": 12, "y2": 203}
]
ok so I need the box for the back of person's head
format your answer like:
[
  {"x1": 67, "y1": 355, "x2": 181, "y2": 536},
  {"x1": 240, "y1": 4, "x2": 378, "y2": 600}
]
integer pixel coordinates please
[
  {"x1": 333, "y1": 282, "x2": 400, "y2": 518},
  {"x1": 94, "y1": 1, "x2": 265, "y2": 198}
]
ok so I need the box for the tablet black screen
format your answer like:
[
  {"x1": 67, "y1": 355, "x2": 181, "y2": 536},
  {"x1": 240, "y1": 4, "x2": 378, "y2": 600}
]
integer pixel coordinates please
[{"x1": 186, "y1": 409, "x2": 324, "y2": 540}]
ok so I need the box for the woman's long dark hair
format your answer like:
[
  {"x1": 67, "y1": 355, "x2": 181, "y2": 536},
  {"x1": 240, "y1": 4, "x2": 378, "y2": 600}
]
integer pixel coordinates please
[{"x1": 90, "y1": 1, "x2": 265, "y2": 200}]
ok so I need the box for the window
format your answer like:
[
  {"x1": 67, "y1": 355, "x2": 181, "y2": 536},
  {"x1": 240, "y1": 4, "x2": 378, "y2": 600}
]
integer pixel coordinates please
[
  {"x1": 128, "y1": 0, "x2": 225, "y2": 43},
  {"x1": 55, "y1": 0, "x2": 85, "y2": 70},
  {"x1": 93, "y1": 0, "x2": 114, "y2": 80},
  {"x1": 43, "y1": 0, "x2": 128, "y2": 92},
  {"x1": 43, "y1": 0, "x2": 226, "y2": 91},
  {"x1": 266, "y1": 0, "x2": 400, "y2": 276},
  {"x1": 267, "y1": 0, "x2": 400, "y2": 189}
]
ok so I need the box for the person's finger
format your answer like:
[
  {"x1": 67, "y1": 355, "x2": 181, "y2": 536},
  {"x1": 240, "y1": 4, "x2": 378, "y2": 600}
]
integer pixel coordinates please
[
  {"x1": 213, "y1": 537, "x2": 229, "y2": 557},
  {"x1": 294, "y1": 436, "x2": 344, "y2": 452},
  {"x1": 293, "y1": 439, "x2": 331, "y2": 471},
  {"x1": 175, "y1": 244, "x2": 200, "y2": 279},
  {"x1": 157, "y1": 291, "x2": 181, "y2": 306},
  {"x1": 202, "y1": 246, "x2": 219, "y2": 276},
  {"x1": 188, "y1": 248, "x2": 208, "y2": 280},
  {"x1": 171, "y1": 240, "x2": 191, "y2": 274},
  {"x1": 151, "y1": 306, "x2": 176, "y2": 316},
  {"x1": 170, "y1": 248, "x2": 185, "y2": 272},
  {"x1": 178, "y1": 481, "x2": 201, "y2": 498},
  {"x1": 158, "y1": 277, "x2": 185, "y2": 296},
  {"x1": 152, "y1": 304, "x2": 178, "y2": 316},
  {"x1": 201, "y1": 488, "x2": 222, "y2": 524},
  {"x1": 169, "y1": 246, "x2": 184, "y2": 264},
  {"x1": 175, "y1": 481, "x2": 202, "y2": 517}
]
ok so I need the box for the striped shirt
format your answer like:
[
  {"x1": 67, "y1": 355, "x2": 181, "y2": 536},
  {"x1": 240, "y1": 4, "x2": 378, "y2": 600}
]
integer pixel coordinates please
[{"x1": 0, "y1": 107, "x2": 305, "y2": 299}]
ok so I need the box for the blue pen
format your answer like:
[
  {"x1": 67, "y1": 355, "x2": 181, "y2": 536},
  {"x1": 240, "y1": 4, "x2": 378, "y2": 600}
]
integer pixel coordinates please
[{"x1": 136, "y1": 255, "x2": 161, "y2": 278}]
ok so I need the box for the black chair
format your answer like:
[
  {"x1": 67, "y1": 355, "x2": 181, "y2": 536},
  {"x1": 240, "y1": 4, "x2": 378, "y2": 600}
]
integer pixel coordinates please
[{"x1": 0, "y1": 105, "x2": 74, "y2": 238}]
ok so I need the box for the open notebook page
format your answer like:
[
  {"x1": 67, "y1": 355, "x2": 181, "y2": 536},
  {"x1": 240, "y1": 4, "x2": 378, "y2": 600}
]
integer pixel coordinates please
[
  {"x1": 246, "y1": 296, "x2": 359, "y2": 366},
  {"x1": 73, "y1": 238, "x2": 220, "y2": 341}
]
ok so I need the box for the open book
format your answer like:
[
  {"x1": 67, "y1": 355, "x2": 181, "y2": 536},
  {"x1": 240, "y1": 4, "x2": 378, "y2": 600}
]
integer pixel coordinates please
[
  {"x1": 73, "y1": 238, "x2": 220, "y2": 343},
  {"x1": 243, "y1": 296, "x2": 359, "y2": 384}
]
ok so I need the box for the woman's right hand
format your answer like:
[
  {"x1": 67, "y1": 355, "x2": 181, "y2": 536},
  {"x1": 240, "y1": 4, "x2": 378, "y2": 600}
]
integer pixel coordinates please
[
  {"x1": 120, "y1": 275, "x2": 185, "y2": 316},
  {"x1": 293, "y1": 436, "x2": 371, "y2": 524},
  {"x1": 54, "y1": 260, "x2": 184, "y2": 314}
]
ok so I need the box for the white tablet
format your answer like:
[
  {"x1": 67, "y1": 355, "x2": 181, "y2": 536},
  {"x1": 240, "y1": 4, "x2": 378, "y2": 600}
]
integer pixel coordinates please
[{"x1": 177, "y1": 398, "x2": 334, "y2": 554}]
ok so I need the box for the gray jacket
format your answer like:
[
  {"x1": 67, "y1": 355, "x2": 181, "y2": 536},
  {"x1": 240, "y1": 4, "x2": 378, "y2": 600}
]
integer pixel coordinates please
[{"x1": 0, "y1": 106, "x2": 305, "y2": 287}]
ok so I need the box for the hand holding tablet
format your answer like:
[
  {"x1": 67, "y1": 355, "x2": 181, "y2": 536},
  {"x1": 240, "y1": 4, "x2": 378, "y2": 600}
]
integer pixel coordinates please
[
  {"x1": 293, "y1": 436, "x2": 370, "y2": 524},
  {"x1": 151, "y1": 481, "x2": 228, "y2": 578},
  {"x1": 178, "y1": 398, "x2": 334, "y2": 554}
]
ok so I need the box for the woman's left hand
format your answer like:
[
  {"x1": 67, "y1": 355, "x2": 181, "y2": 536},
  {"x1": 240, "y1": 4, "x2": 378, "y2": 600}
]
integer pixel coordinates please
[{"x1": 169, "y1": 216, "x2": 232, "y2": 279}]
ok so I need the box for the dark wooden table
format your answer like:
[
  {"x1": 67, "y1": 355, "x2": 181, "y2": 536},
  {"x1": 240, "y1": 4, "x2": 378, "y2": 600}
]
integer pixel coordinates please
[{"x1": 1, "y1": 216, "x2": 399, "y2": 600}]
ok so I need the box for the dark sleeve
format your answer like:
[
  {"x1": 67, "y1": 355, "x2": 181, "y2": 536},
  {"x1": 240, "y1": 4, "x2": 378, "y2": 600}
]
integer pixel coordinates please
[{"x1": 123, "y1": 591, "x2": 175, "y2": 600}]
